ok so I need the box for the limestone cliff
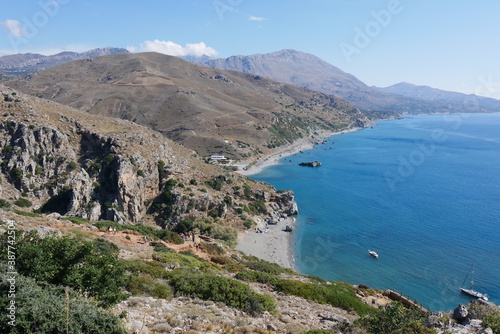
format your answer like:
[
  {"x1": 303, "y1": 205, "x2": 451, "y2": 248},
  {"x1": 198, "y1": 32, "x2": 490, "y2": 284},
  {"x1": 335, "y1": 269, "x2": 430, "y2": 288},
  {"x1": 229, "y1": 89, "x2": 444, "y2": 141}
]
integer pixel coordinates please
[{"x1": 0, "y1": 85, "x2": 297, "y2": 229}]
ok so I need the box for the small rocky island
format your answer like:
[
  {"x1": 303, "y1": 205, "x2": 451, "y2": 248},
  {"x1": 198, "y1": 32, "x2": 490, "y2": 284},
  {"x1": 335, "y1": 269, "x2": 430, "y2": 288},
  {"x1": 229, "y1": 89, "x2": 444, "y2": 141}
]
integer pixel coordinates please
[{"x1": 299, "y1": 160, "x2": 322, "y2": 167}]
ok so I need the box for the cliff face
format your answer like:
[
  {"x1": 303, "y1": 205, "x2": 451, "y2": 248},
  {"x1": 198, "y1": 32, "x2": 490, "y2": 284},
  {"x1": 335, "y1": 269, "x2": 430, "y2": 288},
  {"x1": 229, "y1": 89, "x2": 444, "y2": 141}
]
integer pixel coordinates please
[{"x1": 0, "y1": 86, "x2": 297, "y2": 228}]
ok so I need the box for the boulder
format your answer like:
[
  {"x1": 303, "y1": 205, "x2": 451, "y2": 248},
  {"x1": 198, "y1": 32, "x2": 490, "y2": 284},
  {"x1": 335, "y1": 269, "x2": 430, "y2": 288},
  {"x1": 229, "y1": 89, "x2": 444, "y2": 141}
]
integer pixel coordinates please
[{"x1": 453, "y1": 304, "x2": 468, "y2": 322}]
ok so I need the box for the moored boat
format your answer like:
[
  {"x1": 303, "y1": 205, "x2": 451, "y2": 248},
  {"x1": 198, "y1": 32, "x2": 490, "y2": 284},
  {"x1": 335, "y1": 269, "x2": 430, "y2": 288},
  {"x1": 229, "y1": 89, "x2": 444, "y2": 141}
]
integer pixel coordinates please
[
  {"x1": 368, "y1": 250, "x2": 379, "y2": 258},
  {"x1": 460, "y1": 263, "x2": 488, "y2": 301}
]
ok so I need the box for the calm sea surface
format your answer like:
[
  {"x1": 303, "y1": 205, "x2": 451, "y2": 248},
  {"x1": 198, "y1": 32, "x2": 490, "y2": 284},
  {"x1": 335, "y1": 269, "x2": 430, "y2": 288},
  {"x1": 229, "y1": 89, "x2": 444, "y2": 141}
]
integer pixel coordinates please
[{"x1": 251, "y1": 113, "x2": 500, "y2": 311}]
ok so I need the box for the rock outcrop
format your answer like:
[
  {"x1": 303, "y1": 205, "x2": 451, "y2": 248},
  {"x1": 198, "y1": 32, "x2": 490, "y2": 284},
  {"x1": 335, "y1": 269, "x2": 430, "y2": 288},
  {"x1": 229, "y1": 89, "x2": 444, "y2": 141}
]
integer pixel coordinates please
[{"x1": 0, "y1": 85, "x2": 298, "y2": 230}]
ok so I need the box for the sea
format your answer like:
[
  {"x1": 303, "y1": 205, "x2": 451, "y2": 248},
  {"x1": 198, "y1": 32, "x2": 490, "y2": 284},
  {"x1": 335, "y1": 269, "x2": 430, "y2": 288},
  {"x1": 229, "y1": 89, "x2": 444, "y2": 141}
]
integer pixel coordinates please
[{"x1": 251, "y1": 113, "x2": 500, "y2": 311}]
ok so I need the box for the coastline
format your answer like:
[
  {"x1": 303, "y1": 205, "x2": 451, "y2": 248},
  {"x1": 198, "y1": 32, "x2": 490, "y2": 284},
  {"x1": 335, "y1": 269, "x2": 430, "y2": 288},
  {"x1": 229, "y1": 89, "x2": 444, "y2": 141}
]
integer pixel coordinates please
[
  {"x1": 235, "y1": 216, "x2": 297, "y2": 270},
  {"x1": 237, "y1": 129, "x2": 359, "y2": 176},
  {"x1": 235, "y1": 127, "x2": 362, "y2": 270}
]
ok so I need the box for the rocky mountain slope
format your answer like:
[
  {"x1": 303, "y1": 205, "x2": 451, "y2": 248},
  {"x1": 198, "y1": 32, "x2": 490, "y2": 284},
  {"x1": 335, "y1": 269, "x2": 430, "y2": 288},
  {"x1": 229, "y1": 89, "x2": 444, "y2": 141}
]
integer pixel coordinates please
[
  {"x1": 0, "y1": 84, "x2": 297, "y2": 229},
  {"x1": 6, "y1": 52, "x2": 371, "y2": 159},
  {"x1": 204, "y1": 49, "x2": 497, "y2": 117},
  {"x1": 0, "y1": 47, "x2": 129, "y2": 81},
  {"x1": 376, "y1": 82, "x2": 500, "y2": 111}
]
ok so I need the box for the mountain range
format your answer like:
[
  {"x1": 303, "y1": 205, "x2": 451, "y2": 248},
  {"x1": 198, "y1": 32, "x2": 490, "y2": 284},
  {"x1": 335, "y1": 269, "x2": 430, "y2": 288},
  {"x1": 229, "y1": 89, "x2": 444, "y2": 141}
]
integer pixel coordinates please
[
  {"x1": 204, "y1": 49, "x2": 500, "y2": 116},
  {"x1": 0, "y1": 47, "x2": 129, "y2": 81},
  {"x1": 6, "y1": 52, "x2": 369, "y2": 159},
  {"x1": 2, "y1": 47, "x2": 499, "y2": 120},
  {"x1": 376, "y1": 82, "x2": 500, "y2": 111}
]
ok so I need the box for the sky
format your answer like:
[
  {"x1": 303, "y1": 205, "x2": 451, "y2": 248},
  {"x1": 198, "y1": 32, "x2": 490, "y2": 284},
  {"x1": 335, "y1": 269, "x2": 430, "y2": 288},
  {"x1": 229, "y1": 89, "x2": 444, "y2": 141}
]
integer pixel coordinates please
[{"x1": 1, "y1": 0, "x2": 499, "y2": 98}]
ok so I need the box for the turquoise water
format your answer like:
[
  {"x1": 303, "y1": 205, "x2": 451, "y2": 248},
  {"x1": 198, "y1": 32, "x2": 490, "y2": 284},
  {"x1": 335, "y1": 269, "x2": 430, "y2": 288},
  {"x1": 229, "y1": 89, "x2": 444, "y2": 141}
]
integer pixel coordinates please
[{"x1": 252, "y1": 113, "x2": 500, "y2": 311}]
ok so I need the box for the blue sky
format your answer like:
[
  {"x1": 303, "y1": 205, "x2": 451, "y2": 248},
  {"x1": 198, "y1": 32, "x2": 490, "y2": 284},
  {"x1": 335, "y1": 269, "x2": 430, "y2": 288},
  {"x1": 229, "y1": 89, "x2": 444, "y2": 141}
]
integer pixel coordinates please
[{"x1": 1, "y1": 0, "x2": 499, "y2": 98}]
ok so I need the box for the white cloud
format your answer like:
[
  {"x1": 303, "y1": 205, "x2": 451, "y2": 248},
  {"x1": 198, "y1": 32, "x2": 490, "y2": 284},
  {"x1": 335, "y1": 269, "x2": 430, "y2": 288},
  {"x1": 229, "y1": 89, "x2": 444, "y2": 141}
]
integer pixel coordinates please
[
  {"x1": 1, "y1": 19, "x2": 24, "y2": 37},
  {"x1": 248, "y1": 16, "x2": 267, "y2": 21},
  {"x1": 128, "y1": 40, "x2": 218, "y2": 57}
]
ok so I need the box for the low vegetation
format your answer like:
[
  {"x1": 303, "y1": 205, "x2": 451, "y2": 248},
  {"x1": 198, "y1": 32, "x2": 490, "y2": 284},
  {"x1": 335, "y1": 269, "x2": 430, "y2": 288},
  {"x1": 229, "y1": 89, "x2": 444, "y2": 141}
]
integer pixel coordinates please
[{"x1": 168, "y1": 269, "x2": 276, "y2": 316}]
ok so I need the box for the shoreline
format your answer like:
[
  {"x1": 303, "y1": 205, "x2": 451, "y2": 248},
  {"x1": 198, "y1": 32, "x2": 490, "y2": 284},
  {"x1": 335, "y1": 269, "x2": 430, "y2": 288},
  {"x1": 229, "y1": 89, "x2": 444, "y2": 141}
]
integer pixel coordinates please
[
  {"x1": 237, "y1": 128, "x2": 361, "y2": 176},
  {"x1": 235, "y1": 216, "x2": 297, "y2": 270},
  {"x1": 235, "y1": 127, "x2": 363, "y2": 270}
]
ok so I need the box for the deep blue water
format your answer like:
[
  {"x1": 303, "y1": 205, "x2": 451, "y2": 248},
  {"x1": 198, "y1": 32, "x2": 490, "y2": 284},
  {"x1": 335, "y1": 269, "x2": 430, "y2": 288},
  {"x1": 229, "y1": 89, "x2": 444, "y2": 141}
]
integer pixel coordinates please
[{"x1": 251, "y1": 113, "x2": 500, "y2": 311}]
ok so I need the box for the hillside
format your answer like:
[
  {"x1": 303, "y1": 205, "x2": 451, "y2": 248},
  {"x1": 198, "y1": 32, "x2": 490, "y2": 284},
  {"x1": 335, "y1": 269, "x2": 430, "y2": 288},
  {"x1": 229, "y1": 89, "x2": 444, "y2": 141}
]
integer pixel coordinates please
[
  {"x1": 6, "y1": 52, "x2": 371, "y2": 159},
  {"x1": 0, "y1": 84, "x2": 300, "y2": 231},
  {"x1": 0, "y1": 47, "x2": 129, "y2": 81},
  {"x1": 204, "y1": 49, "x2": 498, "y2": 117},
  {"x1": 376, "y1": 82, "x2": 500, "y2": 111}
]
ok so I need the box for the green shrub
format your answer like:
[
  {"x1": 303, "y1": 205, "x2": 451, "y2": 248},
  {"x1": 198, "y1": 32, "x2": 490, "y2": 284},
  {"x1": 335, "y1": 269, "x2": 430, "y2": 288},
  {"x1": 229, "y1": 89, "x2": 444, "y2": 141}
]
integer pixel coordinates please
[
  {"x1": 62, "y1": 216, "x2": 90, "y2": 225},
  {"x1": 246, "y1": 200, "x2": 268, "y2": 215},
  {"x1": 275, "y1": 279, "x2": 374, "y2": 316},
  {"x1": 126, "y1": 274, "x2": 172, "y2": 299},
  {"x1": 153, "y1": 252, "x2": 219, "y2": 271},
  {"x1": 209, "y1": 255, "x2": 234, "y2": 266},
  {"x1": 94, "y1": 221, "x2": 172, "y2": 241},
  {"x1": 150, "y1": 241, "x2": 173, "y2": 253},
  {"x1": 199, "y1": 242, "x2": 225, "y2": 256},
  {"x1": 174, "y1": 218, "x2": 194, "y2": 233},
  {"x1": 169, "y1": 270, "x2": 275, "y2": 315},
  {"x1": 0, "y1": 270, "x2": 127, "y2": 334},
  {"x1": 483, "y1": 315, "x2": 500, "y2": 334},
  {"x1": 205, "y1": 175, "x2": 226, "y2": 191},
  {"x1": 0, "y1": 232, "x2": 128, "y2": 308},
  {"x1": 356, "y1": 302, "x2": 429, "y2": 333},
  {"x1": 14, "y1": 198, "x2": 32, "y2": 208},
  {"x1": 121, "y1": 259, "x2": 169, "y2": 279},
  {"x1": 167, "y1": 232, "x2": 184, "y2": 244},
  {"x1": 67, "y1": 161, "x2": 78, "y2": 171},
  {"x1": 193, "y1": 217, "x2": 237, "y2": 247},
  {"x1": 244, "y1": 260, "x2": 291, "y2": 275},
  {"x1": 13, "y1": 209, "x2": 40, "y2": 217},
  {"x1": 0, "y1": 199, "x2": 10, "y2": 210},
  {"x1": 235, "y1": 270, "x2": 279, "y2": 285}
]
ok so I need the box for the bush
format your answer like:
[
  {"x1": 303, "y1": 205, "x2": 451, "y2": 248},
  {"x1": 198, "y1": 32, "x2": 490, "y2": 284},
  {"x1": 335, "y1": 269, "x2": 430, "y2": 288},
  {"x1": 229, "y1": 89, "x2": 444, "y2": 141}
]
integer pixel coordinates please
[
  {"x1": 244, "y1": 260, "x2": 291, "y2": 275},
  {"x1": 166, "y1": 232, "x2": 184, "y2": 244},
  {"x1": 121, "y1": 259, "x2": 169, "y2": 279},
  {"x1": 150, "y1": 241, "x2": 173, "y2": 253},
  {"x1": 0, "y1": 270, "x2": 127, "y2": 334},
  {"x1": 193, "y1": 217, "x2": 237, "y2": 247},
  {"x1": 153, "y1": 252, "x2": 219, "y2": 272},
  {"x1": 62, "y1": 216, "x2": 91, "y2": 225},
  {"x1": 235, "y1": 270, "x2": 279, "y2": 285},
  {"x1": 0, "y1": 199, "x2": 10, "y2": 210},
  {"x1": 199, "y1": 242, "x2": 225, "y2": 256},
  {"x1": 483, "y1": 315, "x2": 500, "y2": 334},
  {"x1": 169, "y1": 270, "x2": 276, "y2": 315},
  {"x1": 210, "y1": 255, "x2": 234, "y2": 266},
  {"x1": 67, "y1": 161, "x2": 78, "y2": 171},
  {"x1": 275, "y1": 279, "x2": 374, "y2": 316},
  {"x1": 0, "y1": 232, "x2": 128, "y2": 308},
  {"x1": 94, "y1": 221, "x2": 172, "y2": 241},
  {"x1": 173, "y1": 218, "x2": 194, "y2": 233},
  {"x1": 356, "y1": 302, "x2": 429, "y2": 333},
  {"x1": 125, "y1": 274, "x2": 172, "y2": 299},
  {"x1": 14, "y1": 198, "x2": 32, "y2": 207}
]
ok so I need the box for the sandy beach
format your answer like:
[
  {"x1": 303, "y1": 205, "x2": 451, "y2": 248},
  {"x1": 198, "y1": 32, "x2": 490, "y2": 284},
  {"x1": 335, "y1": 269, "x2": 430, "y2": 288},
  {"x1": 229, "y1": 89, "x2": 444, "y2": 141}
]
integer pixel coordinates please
[{"x1": 235, "y1": 217, "x2": 296, "y2": 269}]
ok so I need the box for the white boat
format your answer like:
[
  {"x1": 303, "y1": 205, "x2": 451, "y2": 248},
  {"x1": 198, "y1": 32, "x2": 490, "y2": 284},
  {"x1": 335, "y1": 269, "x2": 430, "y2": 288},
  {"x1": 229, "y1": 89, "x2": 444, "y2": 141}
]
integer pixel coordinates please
[
  {"x1": 368, "y1": 250, "x2": 379, "y2": 258},
  {"x1": 460, "y1": 263, "x2": 488, "y2": 301}
]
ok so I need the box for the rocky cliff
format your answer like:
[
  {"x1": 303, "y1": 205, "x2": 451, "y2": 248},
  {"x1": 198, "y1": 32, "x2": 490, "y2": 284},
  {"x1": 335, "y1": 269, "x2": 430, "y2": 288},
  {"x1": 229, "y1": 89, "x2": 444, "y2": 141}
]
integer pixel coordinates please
[{"x1": 0, "y1": 85, "x2": 297, "y2": 229}]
